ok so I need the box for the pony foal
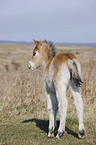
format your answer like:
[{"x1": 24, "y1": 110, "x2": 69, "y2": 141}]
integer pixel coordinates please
[{"x1": 28, "y1": 40, "x2": 85, "y2": 139}]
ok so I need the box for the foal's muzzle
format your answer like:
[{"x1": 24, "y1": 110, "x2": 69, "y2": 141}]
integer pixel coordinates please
[
  {"x1": 28, "y1": 62, "x2": 31, "y2": 69},
  {"x1": 28, "y1": 61, "x2": 35, "y2": 70}
]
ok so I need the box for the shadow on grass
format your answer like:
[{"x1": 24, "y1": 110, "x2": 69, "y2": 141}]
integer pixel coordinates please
[
  {"x1": 22, "y1": 118, "x2": 78, "y2": 138},
  {"x1": 22, "y1": 118, "x2": 49, "y2": 133}
]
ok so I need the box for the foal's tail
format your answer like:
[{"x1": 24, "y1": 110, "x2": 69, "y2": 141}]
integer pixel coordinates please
[{"x1": 68, "y1": 59, "x2": 83, "y2": 87}]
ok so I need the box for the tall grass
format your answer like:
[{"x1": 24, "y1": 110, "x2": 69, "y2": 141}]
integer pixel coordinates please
[{"x1": 0, "y1": 44, "x2": 96, "y2": 144}]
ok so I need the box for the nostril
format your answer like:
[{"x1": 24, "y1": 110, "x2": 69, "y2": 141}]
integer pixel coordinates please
[
  {"x1": 28, "y1": 63, "x2": 31, "y2": 69},
  {"x1": 28, "y1": 66, "x2": 31, "y2": 69}
]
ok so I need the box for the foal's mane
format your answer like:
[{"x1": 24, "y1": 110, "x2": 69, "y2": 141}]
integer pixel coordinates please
[{"x1": 43, "y1": 40, "x2": 57, "y2": 58}]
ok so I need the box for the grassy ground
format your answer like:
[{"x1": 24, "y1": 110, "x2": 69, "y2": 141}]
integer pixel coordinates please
[{"x1": 0, "y1": 44, "x2": 96, "y2": 144}]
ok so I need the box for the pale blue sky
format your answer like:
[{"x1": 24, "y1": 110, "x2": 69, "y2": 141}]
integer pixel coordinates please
[{"x1": 0, "y1": 0, "x2": 96, "y2": 43}]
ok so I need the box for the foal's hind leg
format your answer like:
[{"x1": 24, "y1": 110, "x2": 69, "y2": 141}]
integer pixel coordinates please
[
  {"x1": 56, "y1": 85, "x2": 68, "y2": 139},
  {"x1": 69, "y1": 84, "x2": 85, "y2": 138}
]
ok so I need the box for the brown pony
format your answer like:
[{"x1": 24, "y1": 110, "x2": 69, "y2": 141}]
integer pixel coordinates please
[{"x1": 28, "y1": 40, "x2": 85, "y2": 139}]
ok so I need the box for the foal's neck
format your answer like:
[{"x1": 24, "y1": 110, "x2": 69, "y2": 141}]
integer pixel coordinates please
[
  {"x1": 42, "y1": 46, "x2": 53, "y2": 71},
  {"x1": 44, "y1": 58, "x2": 53, "y2": 72}
]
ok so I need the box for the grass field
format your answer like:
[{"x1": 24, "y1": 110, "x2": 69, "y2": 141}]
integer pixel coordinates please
[{"x1": 0, "y1": 44, "x2": 96, "y2": 144}]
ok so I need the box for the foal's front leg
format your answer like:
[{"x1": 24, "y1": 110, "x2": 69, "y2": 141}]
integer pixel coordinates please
[{"x1": 45, "y1": 91, "x2": 58, "y2": 137}]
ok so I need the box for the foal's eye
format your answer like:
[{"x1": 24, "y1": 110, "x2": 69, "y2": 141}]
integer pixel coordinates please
[{"x1": 33, "y1": 52, "x2": 36, "y2": 56}]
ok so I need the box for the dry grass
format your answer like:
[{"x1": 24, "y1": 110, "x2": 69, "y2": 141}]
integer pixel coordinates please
[{"x1": 0, "y1": 44, "x2": 96, "y2": 144}]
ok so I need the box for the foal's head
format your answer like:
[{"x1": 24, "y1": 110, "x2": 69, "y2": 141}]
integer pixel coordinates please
[{"x1": 28, "y1": 40, "x2": 56, "y2": 70}]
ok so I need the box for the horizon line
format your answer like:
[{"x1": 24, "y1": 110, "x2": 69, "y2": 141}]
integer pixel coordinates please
[{"x1": 0, "y1": 40, "x2": 96, "y2": 48}]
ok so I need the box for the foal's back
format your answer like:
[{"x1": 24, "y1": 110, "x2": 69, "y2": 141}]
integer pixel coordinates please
[{"x1": 53, "y1": 53, "x2": 77, "y2": 66}]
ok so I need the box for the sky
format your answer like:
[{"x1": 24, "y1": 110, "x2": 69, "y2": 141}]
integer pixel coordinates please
[{"x1": 0, "y1": 0, "x2": 96, "y2": 43}]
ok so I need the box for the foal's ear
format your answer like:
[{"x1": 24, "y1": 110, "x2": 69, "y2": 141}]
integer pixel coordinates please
[{"x1": 33, "y1": 39, "x2": 41, "y2": 46}]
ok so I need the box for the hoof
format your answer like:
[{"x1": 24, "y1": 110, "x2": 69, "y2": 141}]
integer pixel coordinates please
[
  {"x1": 48, "y1": 131, "x2": 51, "y2": 138},
  {"x1": 48, "y1": 131, "x2": 54, "y2": 138},
  {"x1": 56, "y1": 132, "x2": 64, "y2": 139},
  {"x1": 48, "y1": 128, "x2": 57, "y2": 138},
  {"x1": 78, "y1": 130, "x2": 85, "y2": 139}
]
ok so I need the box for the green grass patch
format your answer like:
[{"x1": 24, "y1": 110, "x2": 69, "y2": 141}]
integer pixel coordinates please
[{"x1": 0, "y1": 115, "x2": 96, "y2": 145}]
